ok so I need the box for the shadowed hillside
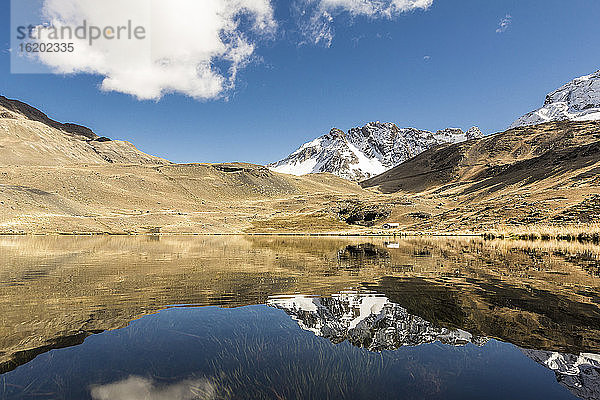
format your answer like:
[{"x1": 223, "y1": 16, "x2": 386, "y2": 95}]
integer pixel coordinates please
[{"x1": 362, "y1": 121, "x2": 600, "y2": 194}]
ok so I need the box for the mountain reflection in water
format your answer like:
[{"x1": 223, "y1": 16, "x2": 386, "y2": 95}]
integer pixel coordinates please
[
  {"x1": 268, "y1": 292, "x2": 488, "y2": 350},
  {"x1": 523, "y1": 349, "x2": 600, "y2": 400},
  {"x1": 270, "y1": 291, "x2": 600, "y2": 400},
  {"x1": 1, "y1": 236, "x2": 600, "y2": 399}
]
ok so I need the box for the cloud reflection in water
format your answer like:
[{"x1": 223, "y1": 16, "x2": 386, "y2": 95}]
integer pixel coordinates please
[{"x1": 90, "y1": 376, "x2": 218, "y2": 400}]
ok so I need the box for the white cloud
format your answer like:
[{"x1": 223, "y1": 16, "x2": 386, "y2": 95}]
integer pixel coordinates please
[
  {"x1": 32, "y1": 0, "x2": 276, "y2": 100},
  {"x1": 25, "y1": 0, "x2": 433, "y2": 99},
  {"x1": 90, "y1": 376, "x2": 219, "y2": 400},
  {"x1": 496, "y1": 14, "x2": 512, "y2": 33},
  {"x1": 320, "y1": 0, "x2": 433, "y2": 16},
  {"x1": 296, "y1": 0, "x2": 433, "y2": 46}
]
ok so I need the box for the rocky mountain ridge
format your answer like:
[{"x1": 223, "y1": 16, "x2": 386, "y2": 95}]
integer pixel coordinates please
[
  {"x1": 511, "y1": 70, "x2": 600, "y2": 128},
  {"x1": 269, "y1": 122, "x2": 482, "y2": 181},
  {"x1": 359, "y1": 120, "x2": 600, "y2": 230}
]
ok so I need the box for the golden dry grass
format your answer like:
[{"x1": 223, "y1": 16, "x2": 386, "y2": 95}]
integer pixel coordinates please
[{"x1": 484, "y1": 223, "x2": 600, "y2": 242}]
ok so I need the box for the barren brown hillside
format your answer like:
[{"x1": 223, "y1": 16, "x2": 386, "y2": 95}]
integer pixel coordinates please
[
  {"x1": 0, "y1": 97, "x2": 390, "y2": 234},
  {"x1": 1, "y1": 96, "x2": 599, "y2": 234},
  {"x1": 0, "y1": 162, "x2": 387, "y2": 234}
]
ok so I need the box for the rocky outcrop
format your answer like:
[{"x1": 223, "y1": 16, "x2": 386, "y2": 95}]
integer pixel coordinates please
[{"x1": 0, "y1": 96, "x2": 98, "y2": 140}]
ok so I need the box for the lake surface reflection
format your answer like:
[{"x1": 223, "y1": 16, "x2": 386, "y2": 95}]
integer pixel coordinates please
[{"x1": 1, "y1": 235, "x2": 600, "y2": 399}]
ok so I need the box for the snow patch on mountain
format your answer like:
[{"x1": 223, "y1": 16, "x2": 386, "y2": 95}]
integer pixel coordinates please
[
  {"x1": 511, "y1": 70, "x2": 600, "y2": 128},
  {"x1": 269, "y1": 122, "x2": 483, "y2": 181}
]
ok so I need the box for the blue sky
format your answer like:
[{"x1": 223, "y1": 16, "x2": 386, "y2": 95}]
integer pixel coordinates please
[{"x1": 1, "y1": 0, "x2": 599, "y2": 164}]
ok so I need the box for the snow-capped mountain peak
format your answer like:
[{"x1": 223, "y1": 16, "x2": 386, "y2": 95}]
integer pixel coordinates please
[
  {"x1": 269, "y1": 122, "x2": 482, "y2": 181},
  {"x1": 511, "y1": 70, "x2": 600, "y2": 128}
]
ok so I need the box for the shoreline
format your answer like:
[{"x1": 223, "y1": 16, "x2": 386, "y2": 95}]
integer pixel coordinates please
[
  {"x1": 0, "y1": 231, "x2": 481, "y2": 237},
  {"x1": 0, "y1": 230, "x2": 598, "y2": 244}
]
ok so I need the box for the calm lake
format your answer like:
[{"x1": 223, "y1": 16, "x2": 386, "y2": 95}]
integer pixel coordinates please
[{"x1": 1, "y1": 235, "x2": 599, "y2": 399}]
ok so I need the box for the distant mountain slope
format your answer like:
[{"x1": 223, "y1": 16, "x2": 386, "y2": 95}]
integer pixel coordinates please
[
  {"x1": 0, "y1": 96, "x2": 169, "y2": 165},
  {"x1": 0, "y1": 162, "x2": 371, "y2": 234},
  {"x1": 0, "y1": 95, "x2": 381, "y2": 235},
  {"x1": 269, "y1": 122, "x2": 482, "y2": 181},
  {"x1": 511, "y1": 70, "x2": 600, "y2": 128},
  {"x1": 362, "y1": 120, "x2": 600, "y2": 194}
]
